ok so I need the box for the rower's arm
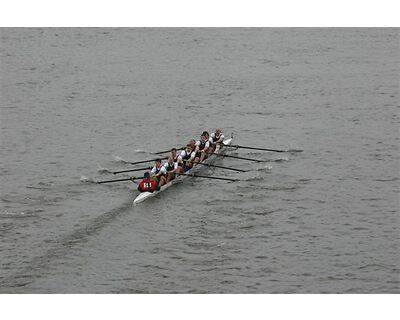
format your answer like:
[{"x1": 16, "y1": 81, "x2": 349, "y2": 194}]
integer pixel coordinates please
[
  {"x1": 159, "y1": 166, "x2": 167, "y2": 175},
  {"x1": 215, "y1": 136, "x2": 224, "y2": 144}
]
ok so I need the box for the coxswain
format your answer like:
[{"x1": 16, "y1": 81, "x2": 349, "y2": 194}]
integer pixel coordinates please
[
  {"x1": 179, "y1": 144, "x2": 196, "y2": 172},
  {"x1": 194, "y1": 133, "x2": 210, "y2": 163},
  {"x1": 210, "y1": 128, "x2": 224, "y2": 152},
  {"x1": 136, "y1": 172, "x2": 159, "y2": 193}
]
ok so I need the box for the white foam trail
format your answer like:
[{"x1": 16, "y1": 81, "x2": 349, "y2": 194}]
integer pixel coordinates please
[
  {"x1": 112, "y1": 155, "x2": 129, "y2": 163},
  {"x1": 1, "y1": 210, "x2": 25, "y2": 216},
  {"x1": 256, "y1": 165, "x2": 273, "y2": 171},
  {"x1": 80, "y1": 175, "x2": 95, "y2": 183},
  {"x1": 134, "y1": 149, "x2": 147, "y2": 154},
  {"x1": 273, "y1": 156, "x2": 289, "y2": 162},
  {"x1": 97, "y1": 165, "x2": 112, "y2": 174}
]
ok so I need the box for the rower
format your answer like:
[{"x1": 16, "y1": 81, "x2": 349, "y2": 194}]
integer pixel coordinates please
[
  {"x1": 150, "y1": 158, "x2": 165, "y2": 186},
  {"x1": 202, "y1": 131, "x2": 212, "y2": 156},
  {"x1": 179, "y1": 144, "x2": 196, "y2": 172},
  {"x1": 170, "y1": 148, "x2": 178, "y2": 160},
  {"x1": 136, "y1": 172, "x2": 160, "y2": 193},
  {"x1": 194, "y1": 133, "x2": 210, "y2": 164},
  {"x1": 160, "y1": 156, "x2": 178, "y2": 184},
  {"x1": 203, "y1": 131, "x2": 210, "y2": 141},
  {"x1": 171, "y1": 147, "x2": 184, "y2": 173},
  {"x1": 210, "y1": 128, "x2": 225, "y2": 152},
  {"x1": 188, "y1": 138, "x2": 196, "y2": 150}
]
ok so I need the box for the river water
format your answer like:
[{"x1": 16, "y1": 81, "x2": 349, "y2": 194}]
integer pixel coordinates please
[{"x1": 1, "y1": 28, "x2": 399, "y2": 293}]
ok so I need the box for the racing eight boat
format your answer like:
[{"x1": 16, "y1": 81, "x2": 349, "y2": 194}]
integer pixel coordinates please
[{"x1": 133, "y1": 137, "x2": 233, "y2": 204}]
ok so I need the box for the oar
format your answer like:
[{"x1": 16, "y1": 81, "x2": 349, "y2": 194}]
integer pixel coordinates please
[
  {"x1": 229, "y1": 145, "x2": 286, "y2": 152},
  {"x1": 194, "y1": 162, "x2": 248, "y2": 172},
  {"x1": 179, "y1": 173, "x2": 238, "y2": 182},
  {"x1": 113, "y1": 167, "x2": 151, "y2": 175},
  {"x1": 97, "y1": 176, "x2": 143, "y2": 184},
  {"x1": 153, "y1": 146, "x2": 185, "y2": 155},
  {"x1": 222, "y1": 143, "x2": 303, "y2": 153},
  {"x1": 217, "y1": 154, "x2": 269, "y2": 162},
  {"x1": 128, "y1": 157, "x2": 168, "y2": 165}
]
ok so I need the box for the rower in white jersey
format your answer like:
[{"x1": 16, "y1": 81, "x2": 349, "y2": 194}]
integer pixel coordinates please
[
  {"x1": 150, "y1": 158, "x2": 165, "y2": 186},
  {"x1": 202, "y1": 131, "x2": 212, "y2": 156},
  {"x1": 178, "y1": 144, "x2": 196, "y2": 172},
  {"x1": 160, "y1": 156, "x2": 179, "y2": 184},
  {"x1": 194, "y1": 133, "x2": 210, "y2": 163},
  {"x1": 170, "y1": 147, "x2": 184, "y2": 173},
  {"x1": 188, "y1": 138, "x2": 196, "y2": 150},
  {"x1": 209, "y1": 128, "x2": 225, "y2": 152}
]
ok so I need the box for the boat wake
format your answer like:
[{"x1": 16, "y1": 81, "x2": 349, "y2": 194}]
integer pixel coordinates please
[{"x1": 0, "y1": 200, "x2": 133, "y2": 291}]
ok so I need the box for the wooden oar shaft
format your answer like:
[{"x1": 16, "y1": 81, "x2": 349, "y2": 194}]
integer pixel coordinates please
[
  {"x1": 113, "y1": 167, "x2": 151, "y2": 174},
  {"x1": 234, "y1": 145, "x2": 286, "y2": 152},
  {"x1": 153, "y1": 146, "x2": 185, "y2": 155},
  {"x1": 195, "y1": 162, "x2": 247, "y2": 172},
  {"x1": 217, "y1": 154, "x2": 268, "y2": 162},
  {"x1": 179, "y1": 173, "x2": 238, "y2": 182},
  {"x1": 129, "y1": 156, "x2": 167, "y2": 165},
  {"x1": 219, "y1": 142, "x2": 286, "y2": 152},
  {"x1": 97, "y1": 177, "x2": 141, "y2": 184}
]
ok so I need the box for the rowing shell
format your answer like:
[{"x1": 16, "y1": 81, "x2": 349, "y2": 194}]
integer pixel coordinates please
[{"x1": 133, "y1": 138, "x2": 233, "y2": 204}]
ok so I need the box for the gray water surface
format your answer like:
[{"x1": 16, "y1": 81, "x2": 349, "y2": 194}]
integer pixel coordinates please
[{"x1": 0, "y1": 28, "x2": 399, "y2": 293}]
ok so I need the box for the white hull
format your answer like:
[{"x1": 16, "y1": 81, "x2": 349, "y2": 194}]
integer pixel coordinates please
[{"x1": 133, "y1": 138, "x2": 233, "y2": 204}]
